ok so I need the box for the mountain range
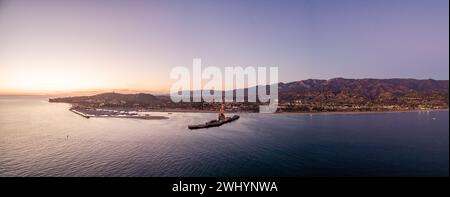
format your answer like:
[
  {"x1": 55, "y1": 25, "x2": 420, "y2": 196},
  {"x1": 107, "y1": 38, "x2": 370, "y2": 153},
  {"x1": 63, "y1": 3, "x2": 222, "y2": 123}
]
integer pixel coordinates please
[{"x1": 49, "y1": 78, "x2": 449, "y2": 112}]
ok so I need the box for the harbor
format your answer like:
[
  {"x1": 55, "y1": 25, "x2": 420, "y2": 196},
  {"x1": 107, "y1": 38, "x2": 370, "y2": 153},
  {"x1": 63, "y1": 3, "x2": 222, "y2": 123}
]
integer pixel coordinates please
[{"x1": 69, "y1": 107, "x2": 168, "y2": 120}]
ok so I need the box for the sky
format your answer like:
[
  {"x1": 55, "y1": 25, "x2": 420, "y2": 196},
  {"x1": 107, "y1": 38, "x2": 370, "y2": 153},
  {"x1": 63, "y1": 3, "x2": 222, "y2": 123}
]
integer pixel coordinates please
[{"x1": 0, "y1": 0, "x2": 448, "y2": 95}]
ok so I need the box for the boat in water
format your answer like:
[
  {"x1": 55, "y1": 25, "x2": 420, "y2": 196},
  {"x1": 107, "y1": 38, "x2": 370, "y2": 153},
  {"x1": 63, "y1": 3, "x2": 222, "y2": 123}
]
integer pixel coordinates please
[{"x1": 188, "y1": 115, "x2": 240, "y2": 130}]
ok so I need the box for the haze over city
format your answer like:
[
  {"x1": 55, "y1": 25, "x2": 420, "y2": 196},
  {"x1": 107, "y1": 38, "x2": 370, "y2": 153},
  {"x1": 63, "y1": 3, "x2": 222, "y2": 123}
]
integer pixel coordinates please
[{"x1": 0, "y1": 0, "x2": 448, "y2": 95}]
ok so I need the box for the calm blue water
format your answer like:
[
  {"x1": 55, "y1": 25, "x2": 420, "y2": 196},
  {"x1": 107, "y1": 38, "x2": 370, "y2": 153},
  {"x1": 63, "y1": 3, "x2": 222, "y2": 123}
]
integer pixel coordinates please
[{"x1": 0, "y1": 96, "x2": 448, "y2": 176}]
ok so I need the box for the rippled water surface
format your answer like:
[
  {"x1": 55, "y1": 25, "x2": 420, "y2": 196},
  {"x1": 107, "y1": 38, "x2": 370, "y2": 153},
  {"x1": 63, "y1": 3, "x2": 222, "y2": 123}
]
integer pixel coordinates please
[{"x1": 0, "y1": 96, "x2": 448, "y2": 176}]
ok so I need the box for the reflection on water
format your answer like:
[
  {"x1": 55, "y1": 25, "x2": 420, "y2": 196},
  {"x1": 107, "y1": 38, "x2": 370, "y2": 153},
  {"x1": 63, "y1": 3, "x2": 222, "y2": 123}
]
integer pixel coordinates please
[{"x1": 0, "y1": 96, "x2": 448, "y2": 176}]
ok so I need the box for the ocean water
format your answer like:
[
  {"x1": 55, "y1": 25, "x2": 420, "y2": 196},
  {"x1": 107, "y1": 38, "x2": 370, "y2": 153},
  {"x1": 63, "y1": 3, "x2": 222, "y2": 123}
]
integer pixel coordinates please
[{"x1": 0, "y1": 96, "x2": 448, "y2": 177}]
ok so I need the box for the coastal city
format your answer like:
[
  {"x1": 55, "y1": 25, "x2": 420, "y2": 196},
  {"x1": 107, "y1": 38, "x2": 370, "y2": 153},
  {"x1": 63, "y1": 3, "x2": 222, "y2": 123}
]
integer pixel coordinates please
[{"x1": 49, "y1": 78, "x2": 449, "y2": 116}]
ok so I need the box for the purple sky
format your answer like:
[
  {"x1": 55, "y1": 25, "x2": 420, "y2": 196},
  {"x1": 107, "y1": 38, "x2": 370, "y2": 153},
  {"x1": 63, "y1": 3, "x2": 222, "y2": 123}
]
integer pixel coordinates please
[{"x1": 0, "y1": 0, "x2": 448, "y2": 94}]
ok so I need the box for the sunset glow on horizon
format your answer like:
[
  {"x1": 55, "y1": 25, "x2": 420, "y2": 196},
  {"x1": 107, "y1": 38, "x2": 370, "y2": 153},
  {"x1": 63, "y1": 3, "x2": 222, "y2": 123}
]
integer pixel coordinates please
[{"x1": 1, "y1": 0, "x2": 448, "y2": 95}]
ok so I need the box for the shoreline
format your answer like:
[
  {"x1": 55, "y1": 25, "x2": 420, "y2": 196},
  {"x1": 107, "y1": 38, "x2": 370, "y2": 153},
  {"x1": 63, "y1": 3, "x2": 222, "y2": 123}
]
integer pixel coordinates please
[
  {"x1": 118, "y1": 108, "x2": 449, "y2": 115},
  {"x1": 66, "y1": 103, "x2": 448, "y2": 119},
  {"x1": 275, "y1": 108, "x2": 449, "y2": 116}
]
